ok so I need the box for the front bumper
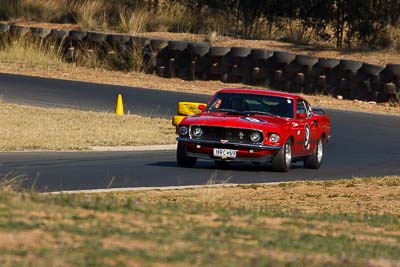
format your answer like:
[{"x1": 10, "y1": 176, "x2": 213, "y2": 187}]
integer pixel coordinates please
[{"x1": 177, "y1": 137, "x2": 282, "y2": 163}]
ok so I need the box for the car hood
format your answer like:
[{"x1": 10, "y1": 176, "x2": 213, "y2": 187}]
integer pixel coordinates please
[{"x1": 183, "y1": 112, "x2": 291, "y2": 131}]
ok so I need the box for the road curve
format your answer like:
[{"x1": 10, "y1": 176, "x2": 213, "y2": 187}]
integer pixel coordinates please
[
  {"x1": 0, "y1": 73, "x2": 208, "y2": 118},
  {"x1": 0, "y1": 73, "x2": 399, "y2": 191}
]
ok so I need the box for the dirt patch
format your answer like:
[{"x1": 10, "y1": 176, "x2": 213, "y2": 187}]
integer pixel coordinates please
[
  {"x1": 0, "y1": 230, "x2": 55, "y2": 250},
  {"x1": 129, "y1": 177, "x2": 400, "y2": 216}
]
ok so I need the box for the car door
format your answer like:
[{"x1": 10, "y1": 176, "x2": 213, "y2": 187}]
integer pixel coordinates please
[{"x1": 292, "y1": 99, "x2": 314, "y2": 155}]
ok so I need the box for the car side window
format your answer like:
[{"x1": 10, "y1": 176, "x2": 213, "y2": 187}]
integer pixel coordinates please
[
  {"x1": 304, "y1": 101, "x2": 312, "y2": 117},
  {"x1": 297, "y1": 100, "x2": 312, "y2": 118},
  {"x1": 296, "y1": 100, "x2": 306, "y2": 114}
]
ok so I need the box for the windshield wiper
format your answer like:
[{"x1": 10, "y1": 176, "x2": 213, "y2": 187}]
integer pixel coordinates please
[
  {"x1": 244, "y1": 111, "x2": 275, "y2": 116},
  {"x1": 210, "y1": 108, "x2": 245, "y2": 115}
]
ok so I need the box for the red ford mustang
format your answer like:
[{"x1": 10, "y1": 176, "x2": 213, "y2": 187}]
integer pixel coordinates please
[{"x1": 176, "y1": 88, "x2": 331, "y2": 172}]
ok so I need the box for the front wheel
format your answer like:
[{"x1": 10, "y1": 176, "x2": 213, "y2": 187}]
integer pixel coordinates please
[
  {"x1": 177, "y1": 142, "x2": 197, "y2": 168},
  {"x1": 271, "y1": 139, "x2": 292, "y2": 172},
  {"x1": 304, "y1": 137, "x2": 324, "y2": 169}
]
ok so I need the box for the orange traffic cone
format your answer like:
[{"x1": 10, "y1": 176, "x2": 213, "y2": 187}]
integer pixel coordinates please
[{"x1": 115, "y1": 94, "x2": 124, "y2": 115}]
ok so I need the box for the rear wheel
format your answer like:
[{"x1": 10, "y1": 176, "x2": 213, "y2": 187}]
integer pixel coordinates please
[
  {"x1": 177, "y1": 142, "x2": 197, "y2": 168},
  {"x1": 271, "y1": 139, "x2": 292, "y2": 172},
  {"x1": 304, "y1": 137, "x2": 324, "y2": 169}
]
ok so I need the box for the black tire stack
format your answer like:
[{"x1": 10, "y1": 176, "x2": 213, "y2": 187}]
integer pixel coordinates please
[
  {"x1": 187, "y1": 42, "x2": 211, "y2": 80},
  {"x1": 285, "y1": 55, "x2": 319, "y2": 93},
  {"x1": 203, "y1": 46, "x2": 231, "y2": 81},
  {"x1": 155, "y1": 40, "x2": 189, "y2": 78},
  {"x1": 310, "y1": 58, "x2": 340, "y2": 94},
  {"x1": 106, "y1": 33, "x2": 134, "y2": 70},
  {"x1": 228, "y1": 47, "x2": 252, "y2": 83},
  {"x1": 331, "y1": 59, "x2": 363, "y2": 98},
  {"x1": 354, "y1": 63, "x2": 384, "y2": 101},
  {"x1": 0, "y1": 23, "x2": 10, "y2": 48},
  {"x1": 65, "y1": 29, "x2": 88, "y2": 62},
  {"x1": 380, "y1": 64, "x2": 400, "y2": 102},
  {"x1": 265, "y1": 51, "x2": 296, "y2": 89},
  {"x1": 142, "y1": 38, "x2": 168, "y2": 74},
  {"x1": 246, "y1": 49, "x2": 274, "y2": 85}
]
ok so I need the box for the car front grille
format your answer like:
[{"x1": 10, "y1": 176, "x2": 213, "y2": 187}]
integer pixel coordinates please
[{"x1": 190, "y1": 126, "x2": 263, "y2": 144}]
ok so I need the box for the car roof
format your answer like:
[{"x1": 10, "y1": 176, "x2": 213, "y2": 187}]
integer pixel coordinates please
[{"x1": 216, "y1": 88, "x2": 301, "y2": 100}]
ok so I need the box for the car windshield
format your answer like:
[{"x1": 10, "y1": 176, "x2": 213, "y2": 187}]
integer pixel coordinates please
[{"x1": 206, "y1": 92, "x2": 294, "y2": 118}]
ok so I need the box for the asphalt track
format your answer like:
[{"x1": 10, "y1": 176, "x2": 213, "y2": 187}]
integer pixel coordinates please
[{"x1": 0, "y1": 73, "x2": 400, "y2": 192}]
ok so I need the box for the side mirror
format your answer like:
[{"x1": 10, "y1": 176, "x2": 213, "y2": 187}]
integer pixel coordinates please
[
  {"x1": 297, "y1": 112, "x2": 307, "y2": 119},
  {"x1": 198, "y1": 104, "x2": 207, "y2": 112}
]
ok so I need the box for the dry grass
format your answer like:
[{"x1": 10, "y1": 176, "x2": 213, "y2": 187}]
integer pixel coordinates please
[
  {"x1": 130, "y1": 176, "x2": 400, "y2": 216},
  {"x1": 0, "y1": 102, "x2": 175, "y2": 151},
  {"x1": 0, "y1": 176, "x2": 399, "y2": 266}
]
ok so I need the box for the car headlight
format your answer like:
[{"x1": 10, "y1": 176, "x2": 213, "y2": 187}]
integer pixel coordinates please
[
  {"x1": 250, "y1": 131, "x2": 262, "y2": 143},
  {"x1": 179, "y1": 126, "x2": 189, "y2": 136},
  {"x1": 192, "y1": 127, "x2": 203, "y2": 138},
  {"x1": 269, "y1": 133, "x2": 280, "y2": 143}
]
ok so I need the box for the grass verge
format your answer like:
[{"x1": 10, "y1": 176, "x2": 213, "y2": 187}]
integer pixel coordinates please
[
  {"x1": 0, "y1": 176, "x2": 399, "y2": 266},
  {"x1": 0, "y1": 102, "x2": 175, "y2": 151}
]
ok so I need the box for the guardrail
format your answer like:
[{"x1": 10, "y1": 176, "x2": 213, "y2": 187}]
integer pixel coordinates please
[{"x1": 0, "y1": 23, "x2": 399, "y2": 103}]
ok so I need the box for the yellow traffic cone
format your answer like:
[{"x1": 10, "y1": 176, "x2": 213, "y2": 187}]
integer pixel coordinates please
[{"x1": 115, "y1": 94, "x2": 124, "y2": 115}]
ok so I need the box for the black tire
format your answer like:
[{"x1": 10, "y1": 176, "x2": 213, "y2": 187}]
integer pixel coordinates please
[
  {"x1": 87, "y1": 31, "x2": 107, "y2": 43},
  {"x1": 0, "y1": 23, "x2": 10, "y2": 33},
  {"x1": 209, "y1": 46, "x2": 230, "y2": 57},
  {"x1": 339, "y1": 59, "x2": 363, "y2": 72},
  {"x1": 188, "y1": 43, "x2": 211, "y2": 57},
  {"x1": 132, "y1": 36, "x2": 150, "y2": 48},
  {"x1": 49, "y1": 28, "x2": 70, "y2": 39},
  {"x1": 10, "y1": 25, "x2": 30, "y2": 36},
  {"x1": 30, "y1": 27, "x2": 51, "y2": 38},
  {"x1": 271, "y1": 139, "x2": 292, "y2": 172},
  {"x1": 167, "y1": 40, "x2": 189, "y2": 52},
  {"x1": 315, "y1": 58, "x2": 340, "y2": 69},
  {"x1": 230, "y1": 46, "x2": 251, "y2": 58},
  {"x1": 272, "y1": 51, "x2": 296, "y2": 64},
  {"x1": 69, "y1": 30, "x2": 87, "y2": 41},
  {"x1": 359, "y1": 63, "x2": 384, "y2": 76},
  {"x1": 177, "y1": 142, "x2": 197, "y2": 168},
  {"x1": 385, "y1": 64, "x2": 400, "y2": 76},
  {"x1": 150, "y1": 38, "x2": 168, "y2": 50},
  {"x1": 250, "y1": 49, "x2": 273, "y2": 60},
  {"x1": 108, "y1": 33, "x2": 131, "y2": 45},
  {"x1": 304, "y1": 138, "x2": 324, "y2": 169},
  {"x1": 294, "y1": 55, "x2": 319, "y2": 67}
]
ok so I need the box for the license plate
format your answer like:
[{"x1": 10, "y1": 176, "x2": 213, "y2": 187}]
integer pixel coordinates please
[{"x1": 213, "y1": 148, "x2": 237, "y2": 159}]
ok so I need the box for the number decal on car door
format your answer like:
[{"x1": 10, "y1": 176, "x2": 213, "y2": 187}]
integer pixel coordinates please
[{"x1": 304, "y1": 123, "x2": 311, "y2": 150}]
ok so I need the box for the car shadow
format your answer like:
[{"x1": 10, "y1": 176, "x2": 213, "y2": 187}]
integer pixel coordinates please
[{"x1": 148, "y1": 161, "x2": 305, "y2": 172}]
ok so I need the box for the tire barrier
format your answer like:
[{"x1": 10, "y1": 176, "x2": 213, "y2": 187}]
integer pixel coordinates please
[
  {"x1": 187, "y1": 42, "x2": 211, "y2": 80},
  {"x1": 285, "y1": 55, "x2": 319, "y2": 93},
  {"x1": 156, "y1": 40, "x2": 190, "y2": 78},
  {"x1": 204, "y1": 46, "x2": 231, "y2": 81},
  {"x1": 0, "y1": 23, "x2": 398, "y2": 103}
]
